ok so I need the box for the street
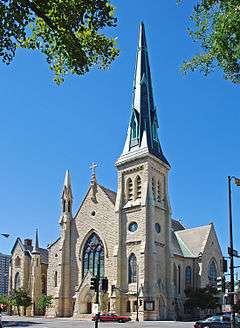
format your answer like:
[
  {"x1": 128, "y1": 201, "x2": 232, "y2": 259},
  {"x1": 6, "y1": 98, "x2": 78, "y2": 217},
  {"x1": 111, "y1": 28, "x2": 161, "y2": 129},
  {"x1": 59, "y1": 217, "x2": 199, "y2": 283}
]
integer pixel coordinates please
[{"x1": 1, "y1": 316, "x2": 195, "y2": 328}]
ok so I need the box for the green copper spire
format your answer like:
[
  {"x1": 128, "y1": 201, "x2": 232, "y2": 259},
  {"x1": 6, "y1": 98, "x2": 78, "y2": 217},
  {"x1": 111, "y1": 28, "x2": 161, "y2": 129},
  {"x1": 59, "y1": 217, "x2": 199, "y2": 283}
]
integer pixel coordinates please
[{"x1": 122, "y1": 22, "x2": 169, "y2": 166}]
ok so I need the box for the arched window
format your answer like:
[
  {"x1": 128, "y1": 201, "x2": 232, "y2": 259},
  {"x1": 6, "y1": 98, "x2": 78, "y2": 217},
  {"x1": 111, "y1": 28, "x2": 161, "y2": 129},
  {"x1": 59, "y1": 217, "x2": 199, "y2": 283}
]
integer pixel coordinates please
[
  {"x1": 42, "y1": 275, "x2": 47, "y2": 294},
  {"x1": 178, "y1": 265, "x2": 181, "y2": 294},
  {"x1": 54, "y1": 271, "x2": 58, "y2": 287},
  {"x1": 185, "y1": 266, "x2": 192, "y2": 289},
  {"x1": 135, "y1": 176, "x2": 141, "y2": 199},
  {"x1": 82, "y1": 233, "x2": 104, "y2": 278},
  {"x1": 126, "y1": 178, "x2": 133, "y2": 201},
  {"x1": 157, "y1": 180, "x2": 161, "y2": 202},
  {"x1": 128, "y1": 253, "x2": 137, "y2": 283},
  {"x1": 208, "y1": 260, "x2": 217, "y2": 287},
  {"x1": 15, "y1": 256, "x2": 21, "y2": 268},
  {"x1": 14, "y1": 272, "x2": 21, "y2": 290},
  {"x1": 173, "y1": 264, "x2": 177, "y2": 288},
  {"x1": 152, "y1": 178, "x2": 156, "y2": 201}
]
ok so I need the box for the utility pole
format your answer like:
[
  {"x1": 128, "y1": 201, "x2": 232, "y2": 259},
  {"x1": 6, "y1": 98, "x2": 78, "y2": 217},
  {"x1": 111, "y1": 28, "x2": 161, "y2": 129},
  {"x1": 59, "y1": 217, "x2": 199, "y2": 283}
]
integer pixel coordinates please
[
  {"x1": 95, "y1": 261, "x2": 100, "y2": 328},
  {"x1": 228, "y1": 176, "x2": 235, "y2": 328}
]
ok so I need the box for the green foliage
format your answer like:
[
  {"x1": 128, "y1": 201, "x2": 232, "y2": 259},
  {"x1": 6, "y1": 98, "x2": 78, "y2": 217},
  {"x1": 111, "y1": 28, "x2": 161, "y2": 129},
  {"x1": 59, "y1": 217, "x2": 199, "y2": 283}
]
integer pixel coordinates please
[
  {"x1": 9, "y1": 288, "x2": 32, "y2": 315},
  {"x1": 0, "y1": 294, "x2": 9, "y2": 305},
  {"x1": 36, "y1": 294, "x2": 53, "y2": 314},
  {"x1": 0, "y1": 0, "x2": 119, "y2": 84},
  {"x1": 180, "y1": 0, "x2": 240, "y2": 83},
  {"x1": 184, "y1": 286, "x2": 220, "y2": 310}
]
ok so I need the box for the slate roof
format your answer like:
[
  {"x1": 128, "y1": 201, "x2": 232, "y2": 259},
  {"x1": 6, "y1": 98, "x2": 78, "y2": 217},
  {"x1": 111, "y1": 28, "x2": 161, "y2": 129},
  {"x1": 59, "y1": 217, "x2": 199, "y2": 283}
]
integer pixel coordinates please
[{"x1": 174, "y1": 224, "x2": 212, "y2": 258}]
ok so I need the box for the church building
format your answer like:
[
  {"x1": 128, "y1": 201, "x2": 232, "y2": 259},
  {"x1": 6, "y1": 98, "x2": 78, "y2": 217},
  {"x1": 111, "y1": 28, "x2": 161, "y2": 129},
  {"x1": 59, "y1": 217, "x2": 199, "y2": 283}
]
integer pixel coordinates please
[{"x1": 9, "y1": 23, "x2": 223, "y2": 321}]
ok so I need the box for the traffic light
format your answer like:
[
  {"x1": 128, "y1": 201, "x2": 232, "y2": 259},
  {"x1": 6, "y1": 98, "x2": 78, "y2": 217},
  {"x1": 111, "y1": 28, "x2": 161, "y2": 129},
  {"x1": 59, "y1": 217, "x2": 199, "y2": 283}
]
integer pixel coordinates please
[
  {"x1": 221, "y1": 258, "x2": 228, "y2": 273},
  {"x1": 217, "y1": 276, "x2": 226, "y2": 292},
  {"x1": 90, "y1": 277, "x2": 99, "y2": 292},
  {"x1": 101, "y1": 278, "x2": 108, "y2": 292}
]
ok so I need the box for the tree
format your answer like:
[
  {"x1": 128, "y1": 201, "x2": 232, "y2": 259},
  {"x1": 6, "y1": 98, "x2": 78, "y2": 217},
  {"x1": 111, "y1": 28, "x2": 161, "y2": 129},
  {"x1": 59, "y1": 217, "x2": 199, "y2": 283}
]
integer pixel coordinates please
[
  {"x1": 36, "y1": 294, "x2": 53, "y2": 315},
  {"x1": 184, "y1": 286, "x2": 220, "y2": 312},
  {"x1": 181, "y1": 0, "x2": 240, "y2": 83},
  {"x1": 9, "y1": 288, "x2": 32, "y2": 316},
  {"x1": 0, "y1": 0, "x2": 119, "y2": 84}
]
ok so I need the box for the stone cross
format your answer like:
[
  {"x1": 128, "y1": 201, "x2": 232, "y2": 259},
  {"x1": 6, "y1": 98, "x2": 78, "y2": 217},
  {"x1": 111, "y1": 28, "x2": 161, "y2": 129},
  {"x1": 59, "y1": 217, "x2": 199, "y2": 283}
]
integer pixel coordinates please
[{"x1": 90, "y1": 162, "x2": 97, "y2": 177}]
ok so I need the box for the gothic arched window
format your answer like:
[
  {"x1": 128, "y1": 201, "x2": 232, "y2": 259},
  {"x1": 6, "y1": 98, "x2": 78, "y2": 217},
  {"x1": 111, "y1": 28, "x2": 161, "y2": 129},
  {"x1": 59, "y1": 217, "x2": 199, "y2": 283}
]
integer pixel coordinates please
[
  {"x1": 135, "y1": 175, "x2": 141, "y2": 199},
  {"x1": 126, "y1": 178, "x2": 133, "y2": 201},
  {"x1": 185, "y1": 266, "x2": 192, "y2": 289},
  {"x1": 14, "y1": 272, "x2": 21, "y2": 290},
  {"x1": 42, "y1": 274, "x2": 47, "y2": 294},
  {"x1": 128, "y1": 253, "x2": 137, "y2": 283},
  {"x1": 173, "y1": 264, "x2": 177, "y2": 287},
  {"x1": 54, "y1": 271, "x2": 58, "y2": 287},
  {"x1": 208, "y1": 260, "x2": 217, "y2": 287},
  {"x1": 178, "y1": 265, "x2": 181, "y2": 294},
  {"x1": 82, "y1": 233, "x2": 104, "y2": 278},
  {"x1": 15, "y1": 256, "x2": 21, "y2": 268},
  {"x1": 152, "y1": 178, "x2": 156, "y2": 201},
  {"x1": 157, "y1": 180, "x2": 161, "y2": 202}
]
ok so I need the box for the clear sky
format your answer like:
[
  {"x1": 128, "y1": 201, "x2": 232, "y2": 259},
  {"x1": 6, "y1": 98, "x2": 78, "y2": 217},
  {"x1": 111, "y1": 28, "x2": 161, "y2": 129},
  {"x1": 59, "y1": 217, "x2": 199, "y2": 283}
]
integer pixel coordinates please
[{"x1": 0, "y1": 1, "x2": 240, "y2": 264}]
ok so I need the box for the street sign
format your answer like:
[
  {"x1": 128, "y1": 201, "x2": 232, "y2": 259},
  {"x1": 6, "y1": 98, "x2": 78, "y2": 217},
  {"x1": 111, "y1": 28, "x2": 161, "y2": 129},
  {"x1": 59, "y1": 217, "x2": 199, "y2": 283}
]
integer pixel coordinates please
[
  {"x1": 228, "y1": 247, "x2": 239, "y2": 257},
  {"x1": 92, "y1": 304, "x2": 99, "y2": 314}
]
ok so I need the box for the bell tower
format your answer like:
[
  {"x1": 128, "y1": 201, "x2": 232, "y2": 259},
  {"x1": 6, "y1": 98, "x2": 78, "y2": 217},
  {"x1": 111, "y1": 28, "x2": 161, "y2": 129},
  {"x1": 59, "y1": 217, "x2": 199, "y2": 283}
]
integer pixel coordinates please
[{"x1": 115, "y1": 23, "x2": 174, "y2": 320}]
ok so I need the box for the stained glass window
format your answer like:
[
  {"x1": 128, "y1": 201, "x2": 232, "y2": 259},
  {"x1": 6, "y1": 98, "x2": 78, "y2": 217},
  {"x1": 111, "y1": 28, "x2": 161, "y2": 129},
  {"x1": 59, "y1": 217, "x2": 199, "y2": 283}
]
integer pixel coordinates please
[
  {"x1": 82, "y1": 233, "x2": 104, "y2": 278},
  {"x1": 14, "y1": 272, "x2": 21, "y2": 289},
  {"x1": 209, "y1": 260, "x2": 217, "y2": 287},
  {"x1": 185, "y1": 266, "x2": 192, "y2": 289},
  {"x1": 128, "y1": 253, "x2": 137, "y2": 283}
]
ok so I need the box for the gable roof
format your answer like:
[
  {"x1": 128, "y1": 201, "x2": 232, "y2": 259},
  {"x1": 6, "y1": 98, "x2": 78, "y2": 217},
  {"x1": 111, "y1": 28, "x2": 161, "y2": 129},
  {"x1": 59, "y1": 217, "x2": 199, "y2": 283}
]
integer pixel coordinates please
[
  {"x1": 98, "y1": 185, "x2": 117, "y2": 204},
  {"x1": 11, "y1": 238, "x2": 27, "y2": 255},
  {"x1": 175, "y1": 224, "x2": 212, "y2": 257}
]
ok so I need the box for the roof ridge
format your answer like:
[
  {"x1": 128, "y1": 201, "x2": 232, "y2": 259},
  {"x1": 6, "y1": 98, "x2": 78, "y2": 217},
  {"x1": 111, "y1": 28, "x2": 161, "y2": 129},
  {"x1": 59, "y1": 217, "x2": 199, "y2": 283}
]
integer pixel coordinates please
[{"x1": 177, "y1": 223, "x2": 212, "y2": 233}]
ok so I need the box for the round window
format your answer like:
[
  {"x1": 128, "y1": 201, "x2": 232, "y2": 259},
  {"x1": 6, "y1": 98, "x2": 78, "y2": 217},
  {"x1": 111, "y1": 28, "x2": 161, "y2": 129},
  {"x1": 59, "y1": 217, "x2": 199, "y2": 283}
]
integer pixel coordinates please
[
  {"x1": 155, "y1": 223, "x2": 161, "y2": 233},
  {"x1": 128, "y1": 222, "x2": 138, "y2": 232}
]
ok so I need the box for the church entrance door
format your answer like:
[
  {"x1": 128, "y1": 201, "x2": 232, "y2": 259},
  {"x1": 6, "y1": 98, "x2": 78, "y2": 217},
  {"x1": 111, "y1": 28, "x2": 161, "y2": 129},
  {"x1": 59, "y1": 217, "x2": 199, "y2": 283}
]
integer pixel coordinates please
[
  {"x1": 79, "y1": 286, "x2": 94, "y2": 314},
  {"x1": 87, "y1": 302, "x2": 92, "y2": 314}
]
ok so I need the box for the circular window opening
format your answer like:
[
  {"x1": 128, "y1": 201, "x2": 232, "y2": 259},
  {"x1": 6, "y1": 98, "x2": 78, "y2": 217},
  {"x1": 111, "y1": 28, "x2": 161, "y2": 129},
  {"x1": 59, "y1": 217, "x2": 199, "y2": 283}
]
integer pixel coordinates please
[
  {"x1": 91, "y1": 211, "x2": 96, "y2": 216},
  {"x1": 155, "y1": 223, "x2": 161, "y2": 234},
  {"x1": 128, "y1": 222, "x2": 138, "y2": 233}
]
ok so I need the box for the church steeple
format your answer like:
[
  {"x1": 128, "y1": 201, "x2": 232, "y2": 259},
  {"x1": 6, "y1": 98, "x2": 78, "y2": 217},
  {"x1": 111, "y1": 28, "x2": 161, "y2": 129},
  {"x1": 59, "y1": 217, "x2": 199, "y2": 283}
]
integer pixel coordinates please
[
  {"x1": 32, "y1": 228, "x2": 40, "y2": 254},
  {"x1": 121, "y1": 22, "x2": 169, "y2": 166}
]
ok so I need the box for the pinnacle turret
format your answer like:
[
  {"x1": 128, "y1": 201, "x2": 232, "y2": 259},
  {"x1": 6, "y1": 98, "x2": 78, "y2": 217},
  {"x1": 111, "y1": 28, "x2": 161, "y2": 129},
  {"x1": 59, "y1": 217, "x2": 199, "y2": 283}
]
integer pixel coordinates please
[
  {"x1": 120, "y1": 22, "x2": 169, "y2": 166},
  {"x1": 32, "y1": 228, "x2": 40, "y2": 254}
]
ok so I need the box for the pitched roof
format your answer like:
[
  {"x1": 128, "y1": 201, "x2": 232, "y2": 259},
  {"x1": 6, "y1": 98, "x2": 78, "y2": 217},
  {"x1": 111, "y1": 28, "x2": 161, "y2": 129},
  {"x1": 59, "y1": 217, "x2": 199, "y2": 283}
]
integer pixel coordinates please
[
  {"x1": 175, "y1": 224, "x2": 212, "y2": 257},
  {"x1": 98, "y1": 185, "x2": 117, "y2": 204}
]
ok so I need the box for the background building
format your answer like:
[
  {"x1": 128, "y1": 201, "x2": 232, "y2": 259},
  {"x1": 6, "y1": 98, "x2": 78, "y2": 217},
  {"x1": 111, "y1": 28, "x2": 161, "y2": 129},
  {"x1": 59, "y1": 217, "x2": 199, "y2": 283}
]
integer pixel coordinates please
[{"x1": 0, "y1": 252, "x2": 10, "y2": 295}]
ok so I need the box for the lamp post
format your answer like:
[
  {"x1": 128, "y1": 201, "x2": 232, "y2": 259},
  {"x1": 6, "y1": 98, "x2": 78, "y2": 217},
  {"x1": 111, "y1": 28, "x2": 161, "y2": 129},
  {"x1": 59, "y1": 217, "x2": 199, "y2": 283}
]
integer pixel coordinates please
[
  {"x1": 136, "y1": 264, "x2": 139, "y2": 322},
  {"x1": 228, "y1": 176, "x2": 240, "y2": 328}
]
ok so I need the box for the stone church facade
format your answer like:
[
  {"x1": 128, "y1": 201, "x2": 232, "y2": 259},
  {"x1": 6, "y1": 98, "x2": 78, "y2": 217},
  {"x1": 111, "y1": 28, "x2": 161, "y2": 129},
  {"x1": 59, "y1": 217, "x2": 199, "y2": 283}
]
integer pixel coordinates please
[{"x1": 9, "y1": 23, "x2": 223, "y2": 320}]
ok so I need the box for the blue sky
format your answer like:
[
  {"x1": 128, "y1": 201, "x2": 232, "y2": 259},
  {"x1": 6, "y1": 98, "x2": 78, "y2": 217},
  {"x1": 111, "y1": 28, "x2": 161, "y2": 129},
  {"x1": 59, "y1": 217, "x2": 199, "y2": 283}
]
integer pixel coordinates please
[{"x1": 1, "y1": 1, "x2": 240, "y2": 263}]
